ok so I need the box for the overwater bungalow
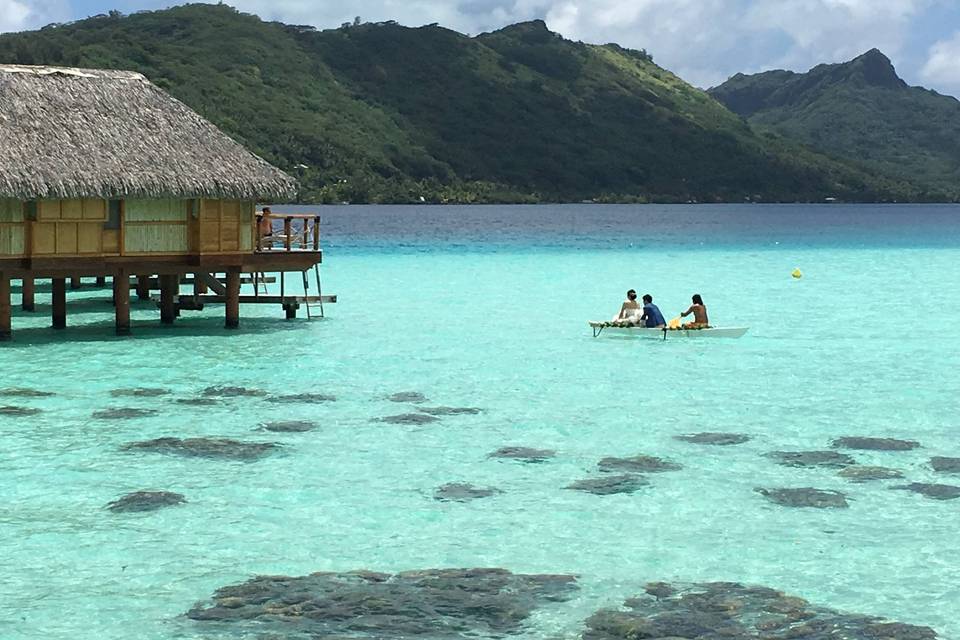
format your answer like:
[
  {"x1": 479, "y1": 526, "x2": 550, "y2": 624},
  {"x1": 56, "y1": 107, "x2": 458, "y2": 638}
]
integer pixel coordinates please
[{"x1": 0, "y1": 64, "x2": 330, "y2": 340}]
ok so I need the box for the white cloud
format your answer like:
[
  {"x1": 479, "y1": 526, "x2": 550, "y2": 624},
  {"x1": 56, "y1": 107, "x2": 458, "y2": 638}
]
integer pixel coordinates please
[
  {"x1": 0, "y1": 0, "x2": 70, "y2": 33},
  {"x1": 0, "y1": 0, "x2": 32, "y2": 32},
  {"x1": 921, "y1": 30, "x2": 960, "y2": 91}
]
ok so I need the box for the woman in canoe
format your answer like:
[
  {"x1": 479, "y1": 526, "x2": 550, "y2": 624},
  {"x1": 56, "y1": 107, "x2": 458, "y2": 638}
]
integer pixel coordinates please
[
  {"x1": 616, "y1": 289, "x2": 642, "y2": 322},
  {"x1": 680, "y1": 294, "x2": 709, "y2": 328}
]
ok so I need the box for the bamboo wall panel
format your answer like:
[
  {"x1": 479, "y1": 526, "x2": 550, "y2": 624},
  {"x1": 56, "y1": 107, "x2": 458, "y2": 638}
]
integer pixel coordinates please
[
  {"x1": 196, "y1": 200, "x2": 254, "y2": 253},
  {"x1": 0, "y1": 199, "x2": 23, "y2": 222},
  {"x1": 103, "y1": 230, "x2": 120, "y2": 254},
  {"x1": 77, "y1": 222, "x2": 102, "y2": 254},
  {"x1": 0, "y1": 200, "x2": 24, "y2": 256},
  {"x1": 126, "y1": 199, "x2": 188, "y2": 222},
  {"x1": 56, "y1": 224, "x2": 78, "y2": 254},
  {"x1": 124, "y1": 199, "x2": 189, "y2": 254},
  {"x1": 61, "y1": 199, "x2": 83, "y2": 220},
  {"x1": 38, "y1": 200, "x2": 61, "y2": 221},
  {"x1": 83, "y1": 199, "x2": 107, "y2": 220},
  {"x1": 221, "y1": 208, "x2": 240, "y2": 252},
  {"x1": 125, "y1": 225, "x2": 189, "y2": 254},
  {"x1": 0, "y1": 226, "x2": 25, "y2": 255},
  {"x1": 33, "y1": 223, "x2": 56, "y2": 254}
]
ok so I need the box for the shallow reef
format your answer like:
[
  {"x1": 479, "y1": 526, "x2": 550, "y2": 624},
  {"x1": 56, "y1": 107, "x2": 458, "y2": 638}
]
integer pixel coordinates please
[
  {"x1": 489, "y1": 446, "x2": 557, "y2": 462},
  {"x1": 418, "y1": 406, "x2": 483, "y2": 416},
  {"x1": 831, "y1": 437, "x2": 920, "y2": 451},
  {"x1": 172, "y1": 398, "x2": 220, "y2": 406},
  {"x1": 0, "y1": 405, "x2": 41, "y2": 416},
  {"x1": 930, "y1": 457, "x2": 960, "y2": 473},
  {"x1": 582, "y1": 581, "x2": 937, "y2": 639},
  {"x1": 598, "y1": 455, "x2": 682, "y2": 473},
  {"x1": 122, "y1": 437, "x2": 280, "y2": 461},
  {"x1": 201, "y1": 386, "x2": 267, "y2": 398},
  {"x1": 756, "y1": 487, "x2": 849, "y2": 508},
  {"x1": 92, "y1": 407, "x2": 158, "y2": 420},
  {"x1": 0, "y1": 387, "x2": 54, "y2": 397},
  {"x1": 837, "y1": 466, "x2": 904, "y2": 482},
  {"x1": 893, "y1": 483, "x2": 960, "y2": 500},
  {"x1": 434, "y1": 482, "x2": 501, "y2": 501},
  {"x1": 258, "y1": 420, "x2": 317, "y2": 433},
  {"x1": 186, "y1": 568, "x2": 578, "y2": 638},
  {"x1": 566, "y1": 474, "x2": 649, "y2": 495},
  {"x1": 764, "y1": 451, "x2": 856, "y2": 468},
  {"x1": 387, "y1": 391, "x2": 428, "y2": 403},
  {"x1": 674, "y1": 432, "x2": 751, "y2": 446},
  {"x1": 110, "y1": 388, "x2": 170, "y2": 398},
  {"x1": 265, "y1": 393, "x2": 336, "y2": 404},
  {"x1": 106, "y1": 490, "x2": 185, "y2": 513},
  {"x1": 379, "y1": 413, "x2": 440, "y2": 425}
]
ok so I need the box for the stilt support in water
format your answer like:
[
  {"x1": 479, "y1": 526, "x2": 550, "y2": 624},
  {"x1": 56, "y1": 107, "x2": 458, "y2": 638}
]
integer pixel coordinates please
[
  {"x1": 114, "y1": 271, "x2": 131, "y2": 336},
  {"x1": 193, "y1": 273, "x2": 208, "y2": 295},
  {"x1": 21, "y1": 276, "x2": 35, "y2": 312},
  {"x1": 225, "y1": 269, "x2": 240, "y2": 329},
  {"x1": 52, "y1": 278, "x2": 66, "y2": 329},
  {"x1": 136, "y1": 275, "x2": 151, "y2": 301},
  {"x1": 0, "y1": 272, "x2": 11, "y2": 341},
  {"x1": 160, "y1": 274, "x2": 177, "y2": 325}
]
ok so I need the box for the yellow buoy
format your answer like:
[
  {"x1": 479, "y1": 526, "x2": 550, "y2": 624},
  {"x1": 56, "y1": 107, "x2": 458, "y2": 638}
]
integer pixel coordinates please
[{"x1": 792, "y1": 268, "x2": 803, "y2": 279}]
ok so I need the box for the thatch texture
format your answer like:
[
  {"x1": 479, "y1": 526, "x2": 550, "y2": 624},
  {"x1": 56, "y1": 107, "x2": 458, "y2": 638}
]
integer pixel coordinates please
[{"x1": 0, "y1": 65, "x2": 297, "y2": 201}]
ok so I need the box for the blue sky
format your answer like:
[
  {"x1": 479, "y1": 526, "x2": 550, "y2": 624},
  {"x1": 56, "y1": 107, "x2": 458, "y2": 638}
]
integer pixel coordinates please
[{"x1": 3, "y1": 0, "x2": 960, "y2": 96}]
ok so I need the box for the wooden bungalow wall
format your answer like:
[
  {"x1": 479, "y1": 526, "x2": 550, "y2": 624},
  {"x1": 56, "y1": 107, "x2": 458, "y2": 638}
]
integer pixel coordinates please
[
  {"x1": 0, "y1": 198, "x2": 255, "y2": 258},
  {"x1": 0, "y1": 199, "x2": 25, "y2": 256}
]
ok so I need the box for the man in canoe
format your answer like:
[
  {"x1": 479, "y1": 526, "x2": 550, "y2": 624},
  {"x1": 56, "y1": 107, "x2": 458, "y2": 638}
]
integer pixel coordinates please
[
  {"x1": 640, "y1": 294, "x2": 666, "y2": 328},
  {"x1": 680, "y1": 294, "x2": 710, "y2": 329}
]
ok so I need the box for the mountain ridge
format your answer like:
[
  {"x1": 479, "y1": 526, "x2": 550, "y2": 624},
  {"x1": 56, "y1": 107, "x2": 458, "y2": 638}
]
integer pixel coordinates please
[
  {"x1": 710, "y1": 51, "x2": 960, "y2": 198},
  {"x1": 0, "y1": 4, "x2": 945, "y2": 203}
]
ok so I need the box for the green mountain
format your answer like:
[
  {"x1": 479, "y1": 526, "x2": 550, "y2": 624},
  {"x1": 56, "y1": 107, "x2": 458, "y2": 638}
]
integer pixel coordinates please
[
  {"x1": 0, "y1": 4, "x2": 924, "y2": 203},
  {"x1": 710, "y1": 50, "x2": 960, "y2": 200}
]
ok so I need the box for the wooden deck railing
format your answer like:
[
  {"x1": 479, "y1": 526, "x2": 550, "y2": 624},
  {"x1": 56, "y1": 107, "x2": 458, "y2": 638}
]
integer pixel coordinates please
[{"x1": 256, "y1": 213, "x2": 321, "y2": 252}]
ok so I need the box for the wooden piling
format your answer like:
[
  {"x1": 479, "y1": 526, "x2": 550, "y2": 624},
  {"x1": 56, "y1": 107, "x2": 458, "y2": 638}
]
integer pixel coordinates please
[
  {"x1": 21, "y1": 277, "x2": 35, "y2": 312},
  {"x1": 114, "y1": 272, "x2": 131, "y2": 336},
  {"x1": 96, "y1": 276, "x2": 107, "y2": 287},
  {"x1": 136, "y1": 275, "x2": 151, "y2": 301},
  {"x1": 70, "y1": 275, "x2": 82, "y2": 289},
  {"x1": 51, "y1": 278, "x2": 66, "y2": 329},
  {"x1": 225, "y1": 269, "x2": 240, "y2": 329},
  {"x1": 193, "y1": 272, "x2": 208, "y2": 295},
  {"x1": 0, "y1": 273, "x2": 11, "y2": 341},
  {"x1": 160, "y1": 274, "x2": 177, "y2": 325}
]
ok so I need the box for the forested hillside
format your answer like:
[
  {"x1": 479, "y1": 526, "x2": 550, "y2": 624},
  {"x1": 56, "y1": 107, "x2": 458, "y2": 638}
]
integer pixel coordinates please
[
  {"x1": 0, "y1": 4, "x2": 931, "y2": 202},
  {"x1": 711, "y1": 50, "x2": 960, "y2": 200}
]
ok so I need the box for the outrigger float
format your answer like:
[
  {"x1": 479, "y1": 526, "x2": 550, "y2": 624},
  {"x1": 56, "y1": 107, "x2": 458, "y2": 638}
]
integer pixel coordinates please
[{"x1": 589, "y1": 321, "x2": 749, "y2": 339}]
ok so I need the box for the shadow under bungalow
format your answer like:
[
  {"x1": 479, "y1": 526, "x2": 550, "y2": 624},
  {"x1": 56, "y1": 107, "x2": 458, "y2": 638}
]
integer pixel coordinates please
[{"x1": 0, "y1": 64, "x2": 332, "y2": 340}]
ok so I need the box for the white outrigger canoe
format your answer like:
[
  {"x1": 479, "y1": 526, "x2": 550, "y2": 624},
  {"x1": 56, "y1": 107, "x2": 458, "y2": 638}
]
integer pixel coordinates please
[{"x1": 589, "y1": 321, "x2": 749, "y2": 339}]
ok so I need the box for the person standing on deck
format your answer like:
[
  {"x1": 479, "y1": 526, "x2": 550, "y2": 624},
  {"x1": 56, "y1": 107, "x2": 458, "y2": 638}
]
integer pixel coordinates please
[
  {"x1": 680, "y1": 294, "x2": 710, "y2": 328},
  {"x1": 640, "y1": 294, "x2": 666, "y2": 328}
]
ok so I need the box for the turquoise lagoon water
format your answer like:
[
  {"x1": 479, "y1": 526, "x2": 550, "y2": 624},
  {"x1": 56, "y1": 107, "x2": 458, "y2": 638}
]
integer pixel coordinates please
[{"x1": 2, "y1": 204, "x2": 960, "y2": 638}]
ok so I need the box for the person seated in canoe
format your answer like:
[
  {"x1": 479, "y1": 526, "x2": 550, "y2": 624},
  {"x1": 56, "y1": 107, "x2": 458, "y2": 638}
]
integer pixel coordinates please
[
  {"x1": 640, "y1": 294, "x2": 666, "y2": 328},
  {"x1": 680, "y1": 294, "x2": 710, "y2": 329},
  {"x1": 615, "y1": 289, "x2": 642, "y2": 322}
]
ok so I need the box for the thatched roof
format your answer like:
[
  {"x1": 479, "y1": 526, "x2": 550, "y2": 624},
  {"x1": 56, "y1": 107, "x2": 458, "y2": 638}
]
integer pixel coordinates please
[{"x1": 0, "y1": 64, "x2": 296, "y2": 201}]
